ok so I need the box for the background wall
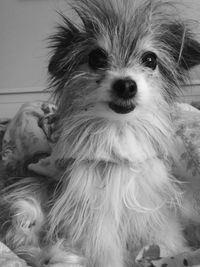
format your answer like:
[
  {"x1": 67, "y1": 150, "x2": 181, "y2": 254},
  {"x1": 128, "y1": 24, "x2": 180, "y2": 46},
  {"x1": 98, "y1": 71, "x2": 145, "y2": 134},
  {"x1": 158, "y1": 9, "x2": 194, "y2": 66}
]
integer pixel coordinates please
[
  {"x1": 0, "y1": 0, "x2": 200, "y2": 117},
  {"x1": 0, "y1": 0, "x2": 71, "y2": 116}
]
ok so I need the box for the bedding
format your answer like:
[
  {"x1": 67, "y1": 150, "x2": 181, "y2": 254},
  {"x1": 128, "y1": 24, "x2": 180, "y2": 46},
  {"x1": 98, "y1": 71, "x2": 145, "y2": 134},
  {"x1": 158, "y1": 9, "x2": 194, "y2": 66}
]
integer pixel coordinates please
[
  {"x1": 0, "y1": 101, "x2": 200, "y2": 266},
  {"x1": 0, "y1": 242, "x2": 30, "y2": 267}
]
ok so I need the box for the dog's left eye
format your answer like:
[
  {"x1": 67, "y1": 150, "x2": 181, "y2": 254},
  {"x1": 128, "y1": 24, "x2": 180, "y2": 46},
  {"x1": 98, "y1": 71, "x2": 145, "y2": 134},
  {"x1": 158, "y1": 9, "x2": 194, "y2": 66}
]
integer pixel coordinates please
[
  {"x1": 141, "y1": 52, "x2": 157, "y2": 70},
  {"x1": 88, "y1": 48, "x2": 108, "y2": 70}
]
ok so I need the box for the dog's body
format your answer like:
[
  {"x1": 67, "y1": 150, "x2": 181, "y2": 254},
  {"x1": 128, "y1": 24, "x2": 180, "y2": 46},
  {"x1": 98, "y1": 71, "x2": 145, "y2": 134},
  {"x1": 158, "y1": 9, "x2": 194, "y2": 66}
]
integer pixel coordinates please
[{"x1": 1, "y1": 0, "x2": 200, "y2": 266}]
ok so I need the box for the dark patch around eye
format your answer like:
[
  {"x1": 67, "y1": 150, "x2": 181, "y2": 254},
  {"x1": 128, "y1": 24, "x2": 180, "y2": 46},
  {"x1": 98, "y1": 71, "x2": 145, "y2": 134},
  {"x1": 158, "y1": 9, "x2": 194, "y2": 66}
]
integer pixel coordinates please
[
  {"x1": 141, "y1": 52, "x2": 157, "y2": 70},
  {"x1": 88, "y1": 48, "x2": 109, "y2": 70}
]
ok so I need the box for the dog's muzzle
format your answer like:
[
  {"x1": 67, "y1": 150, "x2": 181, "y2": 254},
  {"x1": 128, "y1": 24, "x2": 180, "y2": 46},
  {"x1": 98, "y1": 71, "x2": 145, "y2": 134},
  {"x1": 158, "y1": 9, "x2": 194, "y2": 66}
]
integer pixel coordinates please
[
  {"x1": 109, "y1": 102, "x2": 135, "y2": 114},
  {"x1": 109, "y1": 77, "x2": 137, "y2": 114}
]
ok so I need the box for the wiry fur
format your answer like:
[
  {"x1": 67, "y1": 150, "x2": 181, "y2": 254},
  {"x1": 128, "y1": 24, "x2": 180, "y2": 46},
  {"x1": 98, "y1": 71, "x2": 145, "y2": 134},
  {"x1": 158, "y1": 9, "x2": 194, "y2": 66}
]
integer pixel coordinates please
[
  {"x1": 0, "y1": 177, "x2": 47, "y2": 266},
  {"x1": 1, "y1": 0, "x2": 200, "y2": 267}
]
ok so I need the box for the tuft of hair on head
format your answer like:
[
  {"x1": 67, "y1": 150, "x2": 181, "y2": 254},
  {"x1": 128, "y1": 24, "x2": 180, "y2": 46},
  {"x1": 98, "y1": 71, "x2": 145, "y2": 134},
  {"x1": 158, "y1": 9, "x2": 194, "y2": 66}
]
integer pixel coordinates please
[{"x1": 48, "y1": 0, "x2": 200, "y2": 102}]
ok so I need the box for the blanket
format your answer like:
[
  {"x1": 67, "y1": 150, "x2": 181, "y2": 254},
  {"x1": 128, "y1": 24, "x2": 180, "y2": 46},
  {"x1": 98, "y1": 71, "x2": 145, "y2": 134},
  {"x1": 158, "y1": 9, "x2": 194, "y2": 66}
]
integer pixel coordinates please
[
  {"x1": 0, "y1": 242, "x2": 30, "y2": 267},
  {"x1": 1, "y1": 101, "x2": 200, "y2": 267}
]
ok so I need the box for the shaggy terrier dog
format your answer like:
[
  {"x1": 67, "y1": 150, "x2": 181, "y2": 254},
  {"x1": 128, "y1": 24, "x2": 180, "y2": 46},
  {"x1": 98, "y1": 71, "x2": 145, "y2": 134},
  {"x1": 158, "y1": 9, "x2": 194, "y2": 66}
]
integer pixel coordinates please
[{"x1": 1, "y1": 0, "x2": 200, "y2": 266}]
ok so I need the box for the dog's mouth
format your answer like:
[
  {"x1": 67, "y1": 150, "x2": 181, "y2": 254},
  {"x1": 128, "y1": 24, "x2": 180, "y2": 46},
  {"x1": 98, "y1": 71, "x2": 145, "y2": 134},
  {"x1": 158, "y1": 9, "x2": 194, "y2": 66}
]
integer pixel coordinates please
[{"x1": 109, "y1": 102, "x2": 135, "y2": 114}]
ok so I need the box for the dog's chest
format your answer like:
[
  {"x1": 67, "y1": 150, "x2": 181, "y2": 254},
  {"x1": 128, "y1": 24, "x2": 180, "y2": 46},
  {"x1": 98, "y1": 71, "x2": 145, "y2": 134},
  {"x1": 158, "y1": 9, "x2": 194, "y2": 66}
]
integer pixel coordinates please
[{"x1": 91, "y1": 159, "x2": 169, "y2": 231}]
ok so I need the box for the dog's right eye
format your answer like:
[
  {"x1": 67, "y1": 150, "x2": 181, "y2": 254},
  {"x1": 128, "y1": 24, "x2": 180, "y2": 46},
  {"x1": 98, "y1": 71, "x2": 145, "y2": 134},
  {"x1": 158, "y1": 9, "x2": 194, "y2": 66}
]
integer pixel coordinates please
[
  {"x1": 141, "y1": 51, "x2": 157, "y2": 70},
  {"x1": 88, "y1": 48, "x2": 108, "y2": 70}
]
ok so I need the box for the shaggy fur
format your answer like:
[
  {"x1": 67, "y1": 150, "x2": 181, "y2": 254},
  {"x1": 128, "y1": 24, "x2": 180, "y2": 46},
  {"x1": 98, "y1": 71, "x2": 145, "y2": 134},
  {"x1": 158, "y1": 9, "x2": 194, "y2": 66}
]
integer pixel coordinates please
[{"x1": 1, "y1": 0, "x2": 200, "y2": 266}]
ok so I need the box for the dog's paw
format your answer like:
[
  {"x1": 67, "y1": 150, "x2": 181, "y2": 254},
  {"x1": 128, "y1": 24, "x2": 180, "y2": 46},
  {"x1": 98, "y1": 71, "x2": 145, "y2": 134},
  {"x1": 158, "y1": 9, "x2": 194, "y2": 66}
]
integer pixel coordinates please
[
  {"x1": 43, "y1": 253, "x2": 85, "y2": 267},
  {"x1": 47, "y1": 262, "x2": 84, "y2": 267},
  {"x1": 41, "y1": 241, "x2": 86, "y2": 267}
]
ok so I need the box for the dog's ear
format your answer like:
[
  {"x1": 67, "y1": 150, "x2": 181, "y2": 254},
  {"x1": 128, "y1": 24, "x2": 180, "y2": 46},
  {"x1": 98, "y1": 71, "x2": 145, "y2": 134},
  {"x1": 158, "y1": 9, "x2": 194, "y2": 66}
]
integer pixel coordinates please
[
  {"x1": 167, "y1": 23, "x2": 200, "y2": 70},
  {"x1": 48, "y1": 16, "x2": 81, "y2": 78},
  {"x1": 180, "y1": 33, "x2": 200, "y2": 69}
]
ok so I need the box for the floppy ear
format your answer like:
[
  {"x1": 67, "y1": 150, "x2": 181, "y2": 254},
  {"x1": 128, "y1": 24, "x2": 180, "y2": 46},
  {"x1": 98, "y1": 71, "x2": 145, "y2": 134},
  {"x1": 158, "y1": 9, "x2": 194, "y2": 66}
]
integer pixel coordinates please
[
  {"x1": 166, "y1": 23, "x2": 200, "y2": 70},
  {"x1": 180, "y1": 34, "x2": 200, "y2": 69},
  {"x1": 48, "y1": 16, "x2": 81, "y2": 78}
]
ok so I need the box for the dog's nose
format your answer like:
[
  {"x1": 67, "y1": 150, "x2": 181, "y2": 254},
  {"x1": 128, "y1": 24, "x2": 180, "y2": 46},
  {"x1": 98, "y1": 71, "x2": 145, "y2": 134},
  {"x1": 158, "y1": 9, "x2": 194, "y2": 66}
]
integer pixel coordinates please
[{"x1": 112, "y1": 78, "x2": 137, "y2": 99}]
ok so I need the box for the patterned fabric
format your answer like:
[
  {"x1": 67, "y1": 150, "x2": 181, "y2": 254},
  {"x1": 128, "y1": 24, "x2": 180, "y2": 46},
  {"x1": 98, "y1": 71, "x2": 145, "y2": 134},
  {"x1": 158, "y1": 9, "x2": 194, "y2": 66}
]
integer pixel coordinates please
[
  {"x1": 0, "y1": 118, "x2": 10, "y2": 160},
  {"x1": 0, "y1": 242, "x2": 30, "y2": 267},
  {"x1": 136, "y1": 245, "x2": 200, "y2": 267},
  {"x1": 1, "y1": 101, "x2": 58, "y2": 178},
  {"x1": 173, "y1": 103, "x2": 200, "y2": 179},
  {"x1": 0, "y1": 101, "x2": 200, "y2": 266}
]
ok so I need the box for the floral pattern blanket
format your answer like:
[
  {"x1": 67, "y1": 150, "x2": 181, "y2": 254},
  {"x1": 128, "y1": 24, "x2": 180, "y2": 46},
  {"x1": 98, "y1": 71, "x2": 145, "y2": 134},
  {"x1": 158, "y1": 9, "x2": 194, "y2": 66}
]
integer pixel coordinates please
[
  {"x1": 1, "y1": 101, "x2": 200, "y2": 267},
  {"x1": 0, "y1": 242, "x2": 30, "y2": 267}
]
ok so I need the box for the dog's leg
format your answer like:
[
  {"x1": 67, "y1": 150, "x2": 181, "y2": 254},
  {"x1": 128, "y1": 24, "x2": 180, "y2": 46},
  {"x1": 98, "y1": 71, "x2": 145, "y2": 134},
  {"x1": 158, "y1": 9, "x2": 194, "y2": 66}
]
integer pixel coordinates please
[
  {"x1": 41, "y1": 239, "x2": 86, "y2": 267},
  {"x1": 0, "y1": 177, "x2": 47, "y2": 266},
  {"x1": 82, "y1": 216, "x2": 124, "y2": 267},
  {"x1": 44, "y1": 218, "x2": 124, "y2": 267},
  {"x1": 1, "y1": 197, "x2": 44, "y2": 248}
]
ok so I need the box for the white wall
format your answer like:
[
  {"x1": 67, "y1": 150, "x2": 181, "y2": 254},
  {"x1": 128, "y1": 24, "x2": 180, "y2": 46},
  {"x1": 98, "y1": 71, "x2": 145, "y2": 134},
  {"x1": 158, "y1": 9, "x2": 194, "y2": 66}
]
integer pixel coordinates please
[
  {"x1": 0, "y1": 0, "x2": 72, "y2": 90},
  {"x1": 0, "y1": 0, "x2": 200, "y2": 117},
  {"x1": 0, "y1": 0, "x2": 71, "y2": 116}
]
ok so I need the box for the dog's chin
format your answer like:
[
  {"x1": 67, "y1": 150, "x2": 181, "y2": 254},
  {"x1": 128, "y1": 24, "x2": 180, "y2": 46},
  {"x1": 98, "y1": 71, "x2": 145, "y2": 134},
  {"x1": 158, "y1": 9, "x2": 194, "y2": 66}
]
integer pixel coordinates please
[{"x1": 109, "y1": 102, "x2": 135, "y2": 114}]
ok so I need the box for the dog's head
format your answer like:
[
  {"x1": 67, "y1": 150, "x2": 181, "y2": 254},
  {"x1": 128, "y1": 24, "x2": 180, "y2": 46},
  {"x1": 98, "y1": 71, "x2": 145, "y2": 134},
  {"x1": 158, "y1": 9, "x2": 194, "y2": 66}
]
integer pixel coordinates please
[
  {"x1": 49, "y1": 0, "x2": 200, "y2": 118},
  {"x1": 49, "y1": 0, "x2": 200, "y2": 161}
]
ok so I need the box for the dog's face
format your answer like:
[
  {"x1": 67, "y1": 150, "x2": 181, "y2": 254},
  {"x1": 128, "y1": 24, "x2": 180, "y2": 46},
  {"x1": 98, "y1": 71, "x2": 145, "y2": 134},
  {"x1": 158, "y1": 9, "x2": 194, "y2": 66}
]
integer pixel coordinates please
[
  {"x1": 48, "y1": 0, "x2": 200, "y2": 122},
  {"x1": 48, "y1": 0, "x2": 200, "y2": 162}
]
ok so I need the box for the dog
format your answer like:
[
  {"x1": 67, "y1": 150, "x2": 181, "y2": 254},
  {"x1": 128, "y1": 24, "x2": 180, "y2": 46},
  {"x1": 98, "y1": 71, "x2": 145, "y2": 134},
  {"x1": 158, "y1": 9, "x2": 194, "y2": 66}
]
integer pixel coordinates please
[{"x1": 1, "y1": 0, "x2": 200, "y2": 266}]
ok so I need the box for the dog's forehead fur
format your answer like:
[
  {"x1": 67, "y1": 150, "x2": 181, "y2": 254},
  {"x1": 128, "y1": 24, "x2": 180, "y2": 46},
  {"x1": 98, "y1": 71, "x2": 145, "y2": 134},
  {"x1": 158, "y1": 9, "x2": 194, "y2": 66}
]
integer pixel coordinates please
[
  {"x1": 73, "y1": 0, "x2": 173, "y2": 35},
  {"x1": 49, "y1": 0, "x2": 188, "y2": 75},
  {"x1": 72, "y1": 0, "x2": 177, "y2": 58}
]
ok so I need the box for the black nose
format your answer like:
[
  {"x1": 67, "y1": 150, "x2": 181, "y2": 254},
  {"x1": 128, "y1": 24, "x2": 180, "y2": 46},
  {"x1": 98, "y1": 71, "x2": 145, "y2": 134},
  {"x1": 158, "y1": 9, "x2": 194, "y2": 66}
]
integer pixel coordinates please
[{"x1": 112, "y1": 78, "x2": 137, "y2": 99}]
